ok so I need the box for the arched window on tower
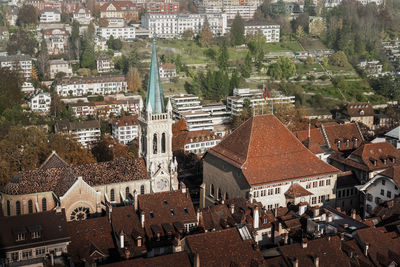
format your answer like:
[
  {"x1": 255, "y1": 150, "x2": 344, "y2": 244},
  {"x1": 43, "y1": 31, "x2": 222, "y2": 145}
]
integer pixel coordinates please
[
  {"x1": 126, "y1": 187, "x2": 130, "y2": 199},
  {"x1": 153, "y1": 134, "x2": 158, "y2": 154},
  {"x1": 16, "y1": 201, "x2": 21, "y2": 215},
  {"x1": 6, "y1": 200, "x2": 10, "y2": 216},
  {"x1": 28, "y1": 200, "x2": 33, "y2": 214},
  {"x1": 110, "y1": 189, "x2": 115, "y2": 202},
  {"x1": 42, "y1": 198, "x2": 47, "y2": 211},
  {"x1": 161, "y1": 133, "x2": 166, "y2": 153}
]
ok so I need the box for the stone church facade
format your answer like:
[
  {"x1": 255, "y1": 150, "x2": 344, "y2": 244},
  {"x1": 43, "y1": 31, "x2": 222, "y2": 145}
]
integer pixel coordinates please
[{"x1": 0, "y1": 41, "x2": 178, "y2": 220}]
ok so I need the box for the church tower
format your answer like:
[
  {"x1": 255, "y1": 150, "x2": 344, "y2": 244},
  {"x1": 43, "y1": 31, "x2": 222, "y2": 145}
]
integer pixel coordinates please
[{"x1": 138, "y1": 40, "x2": 178, "y2": 193}]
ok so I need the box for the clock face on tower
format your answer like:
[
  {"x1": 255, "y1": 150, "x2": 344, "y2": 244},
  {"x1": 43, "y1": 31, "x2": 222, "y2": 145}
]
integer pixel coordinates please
[{"x1": 156, "y1": 178, "x2": 168, "y2": 191}]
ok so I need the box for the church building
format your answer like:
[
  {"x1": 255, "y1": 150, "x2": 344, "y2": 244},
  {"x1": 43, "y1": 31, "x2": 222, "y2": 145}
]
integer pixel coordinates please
[
  {"x1": 201, "y1": 114, "x2": 340, "y2": 210},
  {"x1": 0, "y1": 40, "x2": 178, "y2": 220}
]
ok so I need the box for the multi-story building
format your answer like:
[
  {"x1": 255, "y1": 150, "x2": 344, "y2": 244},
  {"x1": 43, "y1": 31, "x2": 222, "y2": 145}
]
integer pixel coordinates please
[
  {"x1": 201, "y1": 114, "x2": 340, "y2": 209},
  {"x1": 100, "y1": 1, "x2": 138, "y2": 22},
  {"x1": 97, "y1": 53, "x2": 114, "y2": 73},
  {"x1": 177, "y1": 110, "x2": 214, "y2": 131},
  {"x1": 141, "y1": 13, "x2": 227, "y2": 39},
  {"x1": 97, "y1": 26, "x2": 136, "y2": 41},
  {"x1": 112, "y1": 115, "x2": 139, "y2": 145},
  {"x1": 0, "y1": 54, "x2": 32, "y2": 80},
  {"x1": 39, "y1": 8, "x2": 61, "y2": 23},
  {"x1": 72, "y1": 7, "x2": 92, "y2": 25},
  {"x1": 170, "y1": 94, "x2": 202, "y2": 119},
  {"x1": 0, "y1": 209, "x2": 70, "y2": 265},
  {"x1": 55, "y1": 75, "x2": 128, "y2": 96},
  {"x1": 138, "y1": 2, "x2": 179, "y2": 14},
  {"x1": 243, "y1": 21, "x2": 280, "y2": 43},
  {"x1": 43, "y1": 28, "x2": 70, "y2": 56},
  {"x1": 49, "y1": 59, "x2": 73, "y2": 79},
  {"x1": 159, "y1": 63, "x2": 176, "y2": 79},
  {"x1": 25, "y1": 0, "x2": 62, "y2": 12},
  {"x1": 195, "y1": 0, "x2": 261, "y2": 19},
  {"x1": 54, "y1": 119, "x2": 101, "y2": 148},
  {"x1": 202, "y1": 104, "x2": 231, "y2": 125},
  {"x1": 29, "y1": 92, "x2": 51, "y2": 113},
  {"x1": 336, "y1": 102, "x2": 374, "y2": 128},
  {"x1": 226, "y1": 88, "x2": 295, "y2": 116}
]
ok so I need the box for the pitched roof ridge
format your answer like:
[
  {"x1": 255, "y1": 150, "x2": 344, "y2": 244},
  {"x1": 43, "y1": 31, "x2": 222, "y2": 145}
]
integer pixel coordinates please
[{"x1": 242, "y1": 116, "x2": 255, "y2": 168}]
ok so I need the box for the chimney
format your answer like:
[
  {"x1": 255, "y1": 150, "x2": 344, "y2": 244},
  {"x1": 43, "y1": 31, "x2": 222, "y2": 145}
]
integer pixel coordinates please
[
  {"x1": 221, "y1": 197, "x2": 225, "y2": 205},
  {"x1": 364, "y1": 242, "x2": 369, "y2": 256},
  {"x1": 314, "y1": 256, "x2": 320, "y2": 267},
  {"x1": 278, "y1": 222, "x2": 282, "y2": 233},
  {"x1": 351, "y1": 209, "x2": 357, "y2": 219},
  {"x1": 194, "y1": 253, "x2": 200, "y2": 267},
  {"x1": 284, "y1": 233, "x2": 289, "y2": 245},
  {"x1": 180, "y1": 181, "x2": 187, "y2": 194},
  {"x1": 301, "y1": 238, "x2": 308, "y2": 248},
  {"x1": 196, "y1": 209, "x2": 201, "y2": 224},
  {"x1": 254, "y1": 205, "x2": 259, "y2": 229},
  {"x1": 200, "y1": 183, "x2": 206, "y2": 208},
  {"x1": 249, "y1": 192, "x2": 254, "y2": 203},
  {"x1": 134, "y1": 190, "x2": 138, "y2": 211},
  {"x1": 388, "y1": 200, "x2": 394, "y2": 208},
  {"x1": 141, "y1": 211, "x2": 145, "y2": 228},
  {"x1": 327, "y1": 212, "x2": 333, "y2": 222},
  {"x1": 230, "y1": 203, "x2": 235, "y2": 214},
  {"x1": 340, "y1": 232, "x2": 345, "y2": 240},
  {"x1": 291, "y1": 257, "x2": 299, "y2": 267},
  {"x1": 299, "y1": 203, "x2": 307, "y2": 216},
  {"x1": 313, "y1": 206, "x2": 320, "y2": 217},
  {"x1": 119, "y1": 230, "x2": 125, "y2": 249}
]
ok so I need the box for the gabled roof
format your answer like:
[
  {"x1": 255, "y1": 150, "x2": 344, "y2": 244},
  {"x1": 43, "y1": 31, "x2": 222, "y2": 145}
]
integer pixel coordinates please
[
  {"x1": 145, "y1": 40, "x2": 164, "y2": 114},
  {"x1": 112, "y1": 115, "x2": 138, "y2": 127},
  {"x1": 347, "y1": 102, "x2": 374, "y2": 117},
  {"x1": 350, "y1": 142, "x2": 400, "y2": 170},
  {"x1": 294, "y1": 127, "x2": 325, "y2": 146},
  {"x1": 285, "y1": 183, "x2": 313, "y2": 198},
  {"x1": 380, "y1": 165, "x2": 400, "y2": 186},
  {"x1": 208, "y1": 115, "x2": 339, "y2": 186},
  {"x1": 40, "y1": 151, "x2": 70, "y2": 170},
  {"x1": 302, "y1": 137, "x2": 324, "y2": 154},
  {"x1": 322, "y1": 122, "x2": 364, "y2": 152},
  {"x1": 104, "y1": 251, "x2": 192, "y2": 267},
  {"x1": 385, "y1": 125, "x2": 400, "y2": 140}
]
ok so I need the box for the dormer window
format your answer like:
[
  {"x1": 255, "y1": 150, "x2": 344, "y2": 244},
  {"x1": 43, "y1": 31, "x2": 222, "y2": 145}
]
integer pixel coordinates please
[
  {"x1": 31, "y1": 231, "x2": 41, "y2": 239},
  {"x1": 184, "y1": 208, "x2": 189, "y2": 214},
  {"x1": 346, "y1": 139, "x2": 350, "y2": 147},
  {"x1": 360, "y1": 110, "x2": 364, "y2": 115},
  {"x1": 16, "y1": 233, "x2": 25, "y2": 241},
  {"x1": 336, "y1": 140, "x2": 341, "y2": 149},
  {"x1": 353, "y1": 138, "x2": 358, "y2": 147},
  {"x1": 170, "y1": 209, "x2": 175, "y2": 216},
  {"x1": 370, "y1": 159, "x2": 377, "y2": 166},
  {"x1": 163, "y1": 200, "x2": 168, "y2": 206},
  {"x1": 150, "y1": 211, "x2": 154, "y2": 219}
]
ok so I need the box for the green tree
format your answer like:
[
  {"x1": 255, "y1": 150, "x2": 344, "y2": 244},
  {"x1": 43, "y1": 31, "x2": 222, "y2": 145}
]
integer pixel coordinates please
[
  {"x1": 217, "y1": 42, "x2": 229, "y2": 71},
  {"x1": 70, "y1": 21, "x2": 80, "y2": 59},
  {"x1": 107, "y1": 35, "x2": 115, "y2": 49},
  {"x1": 37, "y1": 38, "x2": 49, "y2": 79},
  {"x1": 329, "y1": 51, "x2": 349, "y2": 67},
  {"x1": 231, "y1": 13, "x2": 245, "y2": 46}
]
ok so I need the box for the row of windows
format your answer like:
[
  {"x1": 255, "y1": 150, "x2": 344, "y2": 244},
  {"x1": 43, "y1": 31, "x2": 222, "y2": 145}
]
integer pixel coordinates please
[
  {"x1": 266, "y1": 203, "x2": 280, "y2": 210},
  {"x1": 337, "y1": 188, "x2": 356, "y2": 198},
  {"x1": 6, "y1": 198, "x2": 47, "y2": 216},
  {"x1": 109, "y1": 185, "x2": 145, "y2": 202},
  {"x1": 209, "y1": 184, "x2": 228, "y2": 200},
  {"x1": 311, "y1": 194, "x2": 330, "y2": 205},
  {"x1": 306, "y1": 179, "x2": 331, "y2": 189},
  {"x1": 253, "y1": 187, "x2": 281, "y2": 198}
]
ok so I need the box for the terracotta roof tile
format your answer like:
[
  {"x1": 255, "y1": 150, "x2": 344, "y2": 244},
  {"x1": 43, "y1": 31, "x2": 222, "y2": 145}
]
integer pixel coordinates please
[
  {"x1": 380, "y1": 165, "x2": 400, "y2": 186},
  {"x1": 209, "y1": 115, "x2": 339, "y2": 186},
  {"x1": 285, "y1": 183, "x2": 313, "y2": 198},
  {"x1": 347, "y1": 102, "x2": 374, "y2": 117},
  {"x1": 40, "y1": 151, "x2": 70, "y2": 170},
  {"x1": 293, "y1": 128, "x2": 325, "y2": 146},
  {"x1": 184, "y1": 228, "x2": 265, "y2": 267},
  {"x1": 322, "y1": 122, "x2": 364, "y2": 152},
  {"x1": 112, "y1": 115, "x2": 138, "y2": 127},
  {"x1": 103, "y1": 251, "x2": 192, "y2": 267}
]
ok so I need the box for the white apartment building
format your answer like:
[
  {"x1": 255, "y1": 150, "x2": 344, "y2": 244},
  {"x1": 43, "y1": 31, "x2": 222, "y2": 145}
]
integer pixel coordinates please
[
  {"x1": 200, "y1": 5, "x2": 258, "y2": 20},
  {"x1": 97, "y1": 54, "x2": 114, "y2": 73},
  {"x1": 170, "y1": 94, "x2": 202, "y2": 119},
  {"x1": 244, "y1": 22, "x2": 280, "y2": 43},
  {"x1": 141, "y1": 13, "x2": 227, "y2": 39},
  {"x1": 184, "y1": 133, "x2": 222, "y2": 154},
  {"x1": 39, "y1": 8, "x2": 61, "y2": 23},
  {"x1": 159, "y1": 63, "x2": 176, "y2": 79},
  {"x1": 22, "y1": 82, "x2": 35, "y2": 93},
  {"x1": 29, "y1": 92, "x2": 51, "y2": 113},
  {"x1": 43, "y1": 28, "x2": 70, "y2": 56},
  {"x1": 202, "y1": 104, "x2": 230, "y2": 125},
  {"x1": 54, "y1": 120, "x2": 101, "y2": 148},
  {"x1": 0, "y1": 55, "x2": 32, "y2": 80},
  {"x1": 49, "y1": 59, "x2": 73, "y2": 79},
  {"x1": 226, "y1": 88, "x2": 295, "y2": 116},
  {"x1": 112, "y1": 115, "x2": 139, "y2": 145},
  {"x1": 97, "y1": 26, "x2": 136, "y2": 41},
  {"x1": 72, "y1": 8, "x2": 92, "y2": 25},
  {"x1": 178, "y1": 110, "x2": 214, "y2": 131},
  {"x1": 55, "y1": 75, "x2": 128, "y2": 97}
]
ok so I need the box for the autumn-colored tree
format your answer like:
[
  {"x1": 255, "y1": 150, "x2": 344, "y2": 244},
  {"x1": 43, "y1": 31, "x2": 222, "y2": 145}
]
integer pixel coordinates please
[
  {"x1": 91, "y1": 136, "x2": 129, "y2": 162},
  {"x1": 199, "y1": 18, "x2": 213, "y2": 47},
  {"x1": 273, "y1": 103, "x2": 307, "y2": 131},
  {"x1": 181, "y1": 28, "x2": 194, "y2": 39},
  {"x1": 127, "y1": 67, "x2": 141, "y2": 92},
  {"x1": 17, "y1": 5, "x2": 38, "y2": 26}
]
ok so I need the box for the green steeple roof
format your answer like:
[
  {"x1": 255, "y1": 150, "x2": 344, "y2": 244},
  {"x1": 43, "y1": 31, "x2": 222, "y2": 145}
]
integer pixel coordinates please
[{"x1": 145, "y1": 40, "x2": 164, "y2": 114}]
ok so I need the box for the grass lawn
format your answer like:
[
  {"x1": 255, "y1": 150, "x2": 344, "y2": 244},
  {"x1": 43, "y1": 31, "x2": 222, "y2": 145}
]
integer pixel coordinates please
[
  {"x1": 161, "y1": 76, "x2": 190, "y2": 95},
  {"x1": 295, "y1": 63, "x2": 324, "y2": 75},
  {"x1": 300, "y1": 38, "x2": 328, "y2": 50}
]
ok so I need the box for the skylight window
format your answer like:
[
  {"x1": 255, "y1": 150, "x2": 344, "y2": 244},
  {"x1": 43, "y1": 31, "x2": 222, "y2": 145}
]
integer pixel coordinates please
[{"x1": 170, "y1": 209, "x2": 175, "y2": 216}]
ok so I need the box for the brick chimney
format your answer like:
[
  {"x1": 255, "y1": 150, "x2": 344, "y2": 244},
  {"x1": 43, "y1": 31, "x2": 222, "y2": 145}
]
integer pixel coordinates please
[
  {"x1": 200, "y1": 183, "x2": 206, "y2": 209},
  {"x1": 196, "y1": 209, "x2": 201, "y2": 224},
  {"x1": 388, "y1": 200, "x2": 394, "y2": 208},
  {"x1": 194, "y1": 253, "x2": 200, "y2": 267},
  {"x1": 301, "y1": 238, "x2": 308, "y2": 248},
  {"x1": 119, "y1": 230, "x2": 124, "y2": 249},
  {"x1": 291, "y1": 257, "x2": 299, "y2": 267},
  {"x1": 327, "y1": 212, "x2": 333, "y2": 222},
  {"x1": 134, "y1": 190, "x2": 138, "y2": 211},
  {"x1": 314, "y1": 256, "x2": 320, "y2": 267},
  {"x1": 253, "y1": 205, "x2": 259, "y2": 229},
  {"x1": 141, "y1": 211, "x2": 145, "y2": 228},
  {"x1": 180, "y1": 181, "x2": 187, "y2": 194},
  {"x1": 364, "y1": 242, "x2": 369, "y2": 256},
  {"x1": 351, "y1": 209, "x2": 356, "y2": 219}
]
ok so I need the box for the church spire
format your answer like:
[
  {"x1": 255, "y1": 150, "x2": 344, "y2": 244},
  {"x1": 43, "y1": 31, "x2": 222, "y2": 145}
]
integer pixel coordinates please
[{"x1": 145, "y1": 39, "x2": 164, "y2": 114}]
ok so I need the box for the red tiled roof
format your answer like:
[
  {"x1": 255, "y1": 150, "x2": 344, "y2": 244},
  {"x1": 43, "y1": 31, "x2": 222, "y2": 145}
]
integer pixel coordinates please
[
  {"x1": 380, "y1": 165, "x2": 400, "y2": 186},
  {"x1": 293, "y1": 128, "x2": 325, "y2": 146},
  {"x1": 103, "y1": 251, "x2": 192, "y2": 267},
  {"x1": 184, "y1": 228, "x2": 265, "y2": 267},
  {"x1": 208, "y1": 115, "x2": 339, "y2": 186},
  {"x1": 347, "y1": 102, "x2": 374, "y2": 117},
  {"x1": 302, "y1": 137, "x2": 324, "y2": 154},
  {"x1": 285, "y1": 183, "x2": 313, "y2": 198},
  {"x1": 322, "y1": 122, "x2": 364, "y2": 152},
  {"x1": 112, "y1": 115, "x2": 138, "y2": 127},
  {"x1": 40, "y1": 150, "x2": 70, "y2": 170}
]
